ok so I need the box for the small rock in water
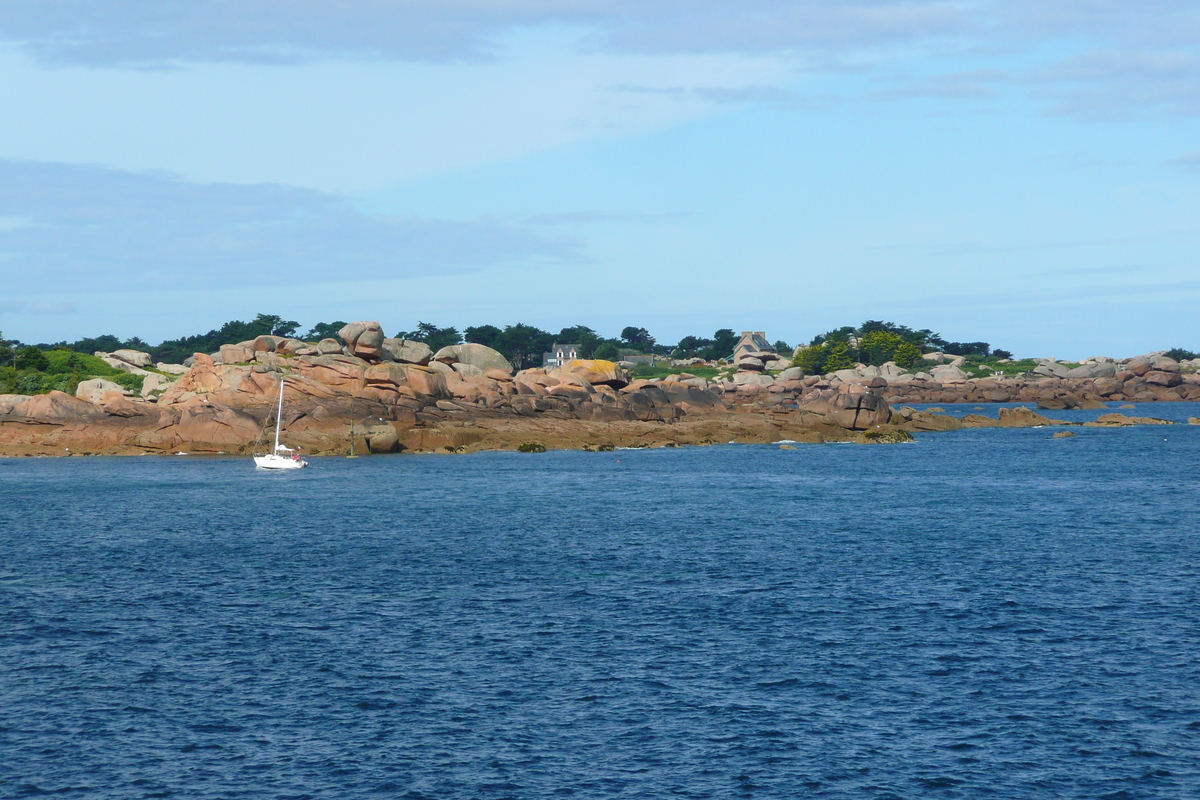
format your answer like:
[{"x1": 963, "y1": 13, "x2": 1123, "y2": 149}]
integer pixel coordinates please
[
  {"x1": 856, "y1": 427, "x2": 915, "y2": 444},
  {"x1": 779, "y1": 444, "x2": 796, "y2": 450},
  {"x1": 1052, "y1": 431, "x2": 1075, "y2": 439}
]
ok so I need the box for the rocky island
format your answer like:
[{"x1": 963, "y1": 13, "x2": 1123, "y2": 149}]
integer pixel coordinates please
[{"x1": 0, "y1": 322, "x2": 1192, "y2": 457}]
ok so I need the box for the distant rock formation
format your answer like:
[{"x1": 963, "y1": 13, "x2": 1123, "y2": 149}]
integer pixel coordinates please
[{"x1": 7, "y1": 326, "x2": 1192, "y2": 457}]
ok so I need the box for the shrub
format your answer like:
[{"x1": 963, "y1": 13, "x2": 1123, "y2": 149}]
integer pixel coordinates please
[
  {"x1": 43, "y1": 350, "x2": 124, "y2": 377},
  {"x1": 111, "y1": 373, "x2": 145, "y2": 392},
  {"x1": 517, "y1": 442, "x2": 546, "y2": 453},
  {"x1": 792, "y1": 344, "x2": 826, "y2": 375},
  {"x1": 823, "y1": 342, "x2": 855, "y2": 372},
  {"x1": 1165, "y1": 348, "x2": 1198, "y2": 362},
  {"x1": 893, "y1": 341, "x2": 921, "y2": 369},
  {"x1": 593, "y1": 342, "x2": 619, "y2": 360},
  {"x1": 14, "y1": 346, "x2": 48, "y2": 372}
]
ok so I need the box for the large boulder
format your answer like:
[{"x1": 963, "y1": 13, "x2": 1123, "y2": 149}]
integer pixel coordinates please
[
  {"x1": 316, "y1": 338, "x2": 343, "y2": 355},
  {"x1": 1067, "y1": 362, "x2": 1117, "y2": 379},
  {"x1": 1033, "y1": 362, "x2": 1069, "y2": 379},
  {"x1": 997, "y1": 407, "x2": 1055, "y2": 427},
  {"x1": 775, "y1": 366, "x2": 804, "y2": 381},
  {"x1": 251, "y1": 335, "x2": 284, "y2": 353},
  {"x1": 560, "y1": 359, "x2": 628, "y2": 388},
  {"x1": 219, "y1": 344, "x2": 254, "y2": 364},
  {"x1": 433, "y1": 343, "x2": 512, "y2": 373},
  {"x1": 76, "y1": 378, "x2": 126, "y2": 403},
  {"x1": 1151, "y1": 355, "x2": 1181, "y2": 373},
  {"x1": 931, "y1": 364, "x2": 968, "y2": 383},
  {"x1": 140, "y1": 373, "x2": 175, "y2": 400},
  {"x1": 97, "y1": 355, "x2": 150, "y2": 375},
  {"x1": 111, "y1": 349, "x2": 153, "y2": 368},
  {"x1": 452, "y1": 362, "x2": 485, "y2": 378},
  {"x1": 825, "y1": 387, "x2": 891, "y2": 430},
  {"x1": 1126, "y1": 356, "x2": 1154, "y2": 377},
  {"x1": 337, "y1": 321, "x2": 386, "y2": 361},
  {"x1": 14, "y1": 391, "x2": 102, "y2": 421},
  {"x1": 733, "y1": 371, "x2": 775, "y2": 387},
  {"x1": 1144, "y1": 370, "x2": 1183, "y2": 387},
  {"x1": 383, "y1": 338, "x2": 433, "y2": 365}
]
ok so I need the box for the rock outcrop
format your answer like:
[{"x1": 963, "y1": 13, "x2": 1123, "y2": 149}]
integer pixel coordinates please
[
  {"x1": 7, "y1": 328, "x2": 1197, "y2": 457},
  {"x1": 338, "y1": 321, "x2": 385, "y2": 360}
]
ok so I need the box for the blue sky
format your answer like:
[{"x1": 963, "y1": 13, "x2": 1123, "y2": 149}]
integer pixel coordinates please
[{"x1": 2, "y1": 1, "x2": 1199, "y2": 358}]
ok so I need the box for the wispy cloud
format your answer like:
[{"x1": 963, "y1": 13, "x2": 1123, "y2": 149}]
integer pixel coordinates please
[
  {"x1": 3, "y1": 1, "x2": 1200, "y2": 125},
  {"x1": 609, "y1": 83, "x2": 686, "y2": 95},
  {"x1": 1165, "y1": 149, "x2": 1200, "y2": 169},
  {"x1": 28, "y1": 303, "x2": 78, "y2": 315},
  {"x1": 0, "y1": 160, "x2": 584, "y2": 293},
  {"x1": 1027, "y1": 49, "x2": 1200, "y2": 119},
  {"x1": 868, "y1": 70, "x2": 1008, "y2": 102},
  {"x1": 693, "y1": 84, "x2": 788, "y2": 104},
  {"x1": 520, "y1": 210, "x2": 689, "y2": 226}
]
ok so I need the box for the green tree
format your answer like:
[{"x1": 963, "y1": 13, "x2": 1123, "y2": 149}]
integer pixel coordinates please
[
  {"x1": 496, "y1": 323, "x2": 553, "y2": 370},
  {"x1": 792, "y1": 344, "x2": 826, "y2": 375},
  {"x1": 398, "y1": 322, "x2": 462, "y2": 352},
  {"x1": 149, "y1": 314, "x2": 298, "y2": 363},
  {"x1": 14, "y1": 346, "x2": 48, "y2": 372},
  {"x1": 556, "y1": 325, "x2": 602, "y2": 357},
  {"x1": 620, "y1": 326, "x2": 655, "y2": 351},
  {"x1": 823, "y1": 342, "x2": 854, "y2": 372},
  {"x1": 811, "y1": 326, "x2": 856, "y2": 347},
  {"x1": 673, "y1": 335, "x2": 713, "y2": 357},
  {"x1": 464, "y1": 324, "x2": 504, "y2": 350},
  {"x1": 593, "y1": 341, "x2": 620, "y2": 361},
  {"x1": 253, "y1": 314, "x2": 300, "y2": 338},
  {"x1": 305, "y1": 321, "x2": 347, "y2": 341},
  {"x1": 943, "y1": 341, "x2": 990, "y2": 357},
  {"x1": 707, "y1": 329, "x2": 739, "y2": 361},
  {"x1": 859, "y1": 330, "x2": 907, "y2": 366},
  {"x1": 893, "y1": 341, "x2": 921, "y2": 369},
  {"x1": 0, "y1": 331, "x2": 14, "y2": 366}
]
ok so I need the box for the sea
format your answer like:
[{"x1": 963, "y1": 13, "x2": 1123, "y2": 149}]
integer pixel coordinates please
[{"x1": 3, "y1": 402, "x2": 1200, "y2": 799}]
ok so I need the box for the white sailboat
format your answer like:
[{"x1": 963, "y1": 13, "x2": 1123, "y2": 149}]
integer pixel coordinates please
[{"x1": 253, "y1": 379, "x2": 308, "y2": 469}]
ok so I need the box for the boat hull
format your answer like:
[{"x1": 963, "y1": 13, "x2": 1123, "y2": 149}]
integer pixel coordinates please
[{"x1": 253, "y1": 455, "x2": 308, "y2": 470}]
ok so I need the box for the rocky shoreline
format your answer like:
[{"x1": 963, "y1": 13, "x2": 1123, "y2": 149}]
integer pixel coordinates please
[{"x1": 0, "y1": 322, "x2": 1190, "y2": 457}]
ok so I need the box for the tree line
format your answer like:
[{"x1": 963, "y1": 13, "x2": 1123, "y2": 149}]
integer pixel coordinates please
[
  {"x1": 793, "y1": 320, "x2": 1010, "y2": 375},
  {"x1": 3, "y1": 316, "x2": 767, "y2": 372},
  {"x1": 3, "y1": 316, "x2": 1017, "y2": 374}
]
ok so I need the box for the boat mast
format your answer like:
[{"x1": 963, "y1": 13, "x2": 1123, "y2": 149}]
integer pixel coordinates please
[{"x1": 273, "y1": 379, "x2": 285, "y2": 452}]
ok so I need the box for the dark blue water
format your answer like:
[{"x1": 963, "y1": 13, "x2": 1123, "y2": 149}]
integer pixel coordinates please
[{"x1": 4, "y1": 404, "x2": 1200, "y2": 799}]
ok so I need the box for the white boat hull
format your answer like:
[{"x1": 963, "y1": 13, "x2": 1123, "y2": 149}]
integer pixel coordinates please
[{"x1": 253, "y1": 454, "x2": 308, "y2": 470}]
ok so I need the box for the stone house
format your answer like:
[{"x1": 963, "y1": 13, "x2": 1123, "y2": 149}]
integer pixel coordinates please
[
  {"x1": 542, "y1": 343, "x2": 581, "y2": 369},
  {"x1": 732, "y1": 331, "x2": 775, "y2": 361}
]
